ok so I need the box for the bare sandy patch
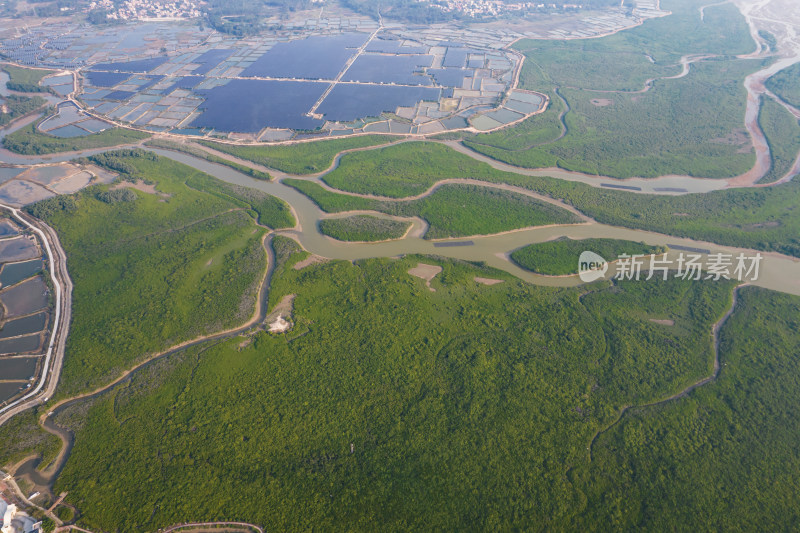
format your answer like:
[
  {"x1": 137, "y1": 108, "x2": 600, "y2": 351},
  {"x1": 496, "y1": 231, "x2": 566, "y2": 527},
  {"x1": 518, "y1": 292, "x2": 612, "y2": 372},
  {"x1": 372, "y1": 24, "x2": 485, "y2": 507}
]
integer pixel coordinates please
[
  {"x1": 84, "y1": 164, "x2": 118, "y2": 184},
  {"x1": 649, "y1": 318, "x2": 675, "y2": 326},
  {"x1": 112, "y1": 180, "x2": 170, "y2": 198},
  {"x1": 408, "y1": 263, "x2": 442, "y2": 292},
  {"x1": 49, "y1": 171, "x2": 93, "y2": 194},
  {"x1": 590, "y1": 98, "x2": 614, "y2": 107},
  {"x1": 267, "y1": 294, "x2": 296, "y2": 333},
  {"x1": 293, "y1": 254, "x2": 329, "y2": 270},
  {"x1": 474, "y1": 277, "x2": 504, "y2": 286}
]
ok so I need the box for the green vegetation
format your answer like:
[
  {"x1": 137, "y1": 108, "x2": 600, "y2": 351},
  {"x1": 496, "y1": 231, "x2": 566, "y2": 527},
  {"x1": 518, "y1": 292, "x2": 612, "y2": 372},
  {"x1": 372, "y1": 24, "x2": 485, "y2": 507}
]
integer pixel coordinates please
[
  {"x1": 2, "y1": 65, "x2": 54, "y2": 92},
  {"x1": 3, "y1": 122, "x2": 149, "y2": 154},
  {"x1": 25, "y1": 151, "x2": 271, "y2": 397},
  {"x1": 323, "y1": 142, "x2": 508, "y2": 198},
  {"x1": 759, "y1": 30, "x2": 778, "y2": 53},
  {"x1": 466, "y1": 59, "x2": 759, "y2": 179},
  {"x1": 186, "y1": 172, "x2": 295, "y2": 229},
  {"x1": 463, "y1": 0, "x2": 760, "y2": 179},
  {"x1": 197, "y1": 135, "x2": 392, "y2": 174},
  {"x1": 286, "y1": 180, "x2": 580, "y2": 238},
  {"x1": 319, "y1": 215, "x2": 411, "y2": 242},
  {"x1": 96, "y1": 188, "x2": 137, "y2": 204},
  {"x1": 758, "y1": 97, "x2": 800, "y2": 184},
  {"x1": 390, "y1": 185, "x2": 578, "y2": 239},
  {"x1": 50, "y1": 247, "x2": 744, "y2": 531},
  {"x1": 54, "y1": 506, "x2": 75, "y2": 524},
  {"x1": 510, "y1": 237, "x2": 664, "y2": 275},
  {"x1": 289, "y1": 141, "x2": 800, "y2": 257},
  {"x1": 580, "y1": 287, "x2": 800, "y2": 529},
  {"x1": 0, "y1": 409, "x2": 61, "y2": 469},
  {"x1": 0, "y1": 95, "x2": 47, "y2": 126},
  {"x1": 765, "y1": 62, "x2": 800, "y2": 109},
  {"x1": 145, "y1": 138, "x2": 272, "y2": 180}
]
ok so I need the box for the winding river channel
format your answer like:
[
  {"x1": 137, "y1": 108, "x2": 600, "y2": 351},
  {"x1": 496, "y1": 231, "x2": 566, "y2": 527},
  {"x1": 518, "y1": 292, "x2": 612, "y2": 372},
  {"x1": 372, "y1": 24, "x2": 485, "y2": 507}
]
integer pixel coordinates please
[{"x1": 143, "y1": 148, "x2": 800, "y2": 297}]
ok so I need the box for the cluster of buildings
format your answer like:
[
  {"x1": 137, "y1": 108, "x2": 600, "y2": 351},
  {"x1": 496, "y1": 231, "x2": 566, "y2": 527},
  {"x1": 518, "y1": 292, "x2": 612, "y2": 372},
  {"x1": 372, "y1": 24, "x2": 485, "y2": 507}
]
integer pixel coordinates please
[
  {"x1": 422, "y1": 0, "x2": 583, "y2": 17},
  {"x1": 86, "y1": 0, "x2": 203, "y2": 20},
  {"x1": 0, "y1": 498, "x2": 39, "y2": 533}
]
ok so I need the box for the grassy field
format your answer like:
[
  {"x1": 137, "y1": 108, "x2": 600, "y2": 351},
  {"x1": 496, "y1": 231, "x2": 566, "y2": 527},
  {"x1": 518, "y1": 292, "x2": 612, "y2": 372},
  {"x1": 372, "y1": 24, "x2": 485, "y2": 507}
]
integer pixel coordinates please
[
  {"x1": 197, "y1": 135, "x2": 393, "y2": 175},
  {"x1": 288, "y1": 142, "x2": 800, "y2": 257},
  {"x1": 319, "y1": 215, "x2": 411, "y2": 242},
  {"x1": 0, "y1": 95, "x2": 47, "y2": 126},
  {"x1": 758, "y1": 97, "x2": 800, "y2": 184},
  {"x1": 2, "y1": 65, "x2": 55, "y2": 92},
  {"x1": 145, "y1": 138, "x2": 273, "y2": 180},
  {"x1": 47, "y1": 245, "x2": 749, "y2": 531},
  {"x1": 510, "y1": 237, "x2": 664, "y2": 275},
  {"x1": 579, "y1": 287, "x2": 800, "y2": 530},
  {"x1": 3, "y1": 122, "x2": 149, "y2": 154},
  {"x1": 25, "y1": 151, "x2": 271, "y2": 397},
  {"x1": 765, "y1": 63, "x2": 800, "y2": 109},
  {"x1": 462, "y1": 0, "x2": 760, "y2": 179},
  {"x1": 286, "y1": 180, "x2": 580, "y2": 239}
]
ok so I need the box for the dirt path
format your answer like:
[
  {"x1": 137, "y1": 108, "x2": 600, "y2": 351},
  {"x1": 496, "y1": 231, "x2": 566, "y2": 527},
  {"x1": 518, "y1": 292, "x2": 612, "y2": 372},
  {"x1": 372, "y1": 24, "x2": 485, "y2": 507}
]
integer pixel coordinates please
[
  {"x1": 161, "y1": 522, "x2": 263, "y2": 533},
  {"x1": 587, "y1": 284, "x2": 743, "y2": 461},
  {"x1": 12, "y1": 232, "x2": 279, "y2": 499}
]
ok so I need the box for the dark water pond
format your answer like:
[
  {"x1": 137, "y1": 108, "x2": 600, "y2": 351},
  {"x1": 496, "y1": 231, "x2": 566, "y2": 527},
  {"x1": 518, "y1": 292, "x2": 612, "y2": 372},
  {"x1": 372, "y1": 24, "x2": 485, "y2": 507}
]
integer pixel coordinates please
[
  {"x1": 192, "y1": 79, "x2": 326, "y2": 132},
  {"x1": 85, "y1": 71, "x2": 132, "y2": 87},
  {"x1": 343, "y1": 54, "x2": 434, "y2": 86},
  {"x1": 91, "y1": 56, "x2": 169, "y2": 73},
  {"x1": 241, "y1": 33, "x2": 368, "y2": 80},
  {"x1": 0, "y1": 259, "x2": 43, "y2": 288},
  {"x1": 0, "y1": 381, "x2": 27, "y2": 403},
  {"x1": 192, "y1": 49, "x2": 235, "y2": 75},
  {"x1": 0, "y1": 276, "x2": 49, "y2": 318},
  {"x1": 0, "y1": 356, "x2": 37, "y2": 379},
  {"x1": 317, "y1": 84, "x2": 440, "y2": 122},
  {"x1": 0, "y1": 333, "x2": 41, "y2": 354},
  {"x1": 0, "y1": 312, "x2": 47, "y2": 339}
]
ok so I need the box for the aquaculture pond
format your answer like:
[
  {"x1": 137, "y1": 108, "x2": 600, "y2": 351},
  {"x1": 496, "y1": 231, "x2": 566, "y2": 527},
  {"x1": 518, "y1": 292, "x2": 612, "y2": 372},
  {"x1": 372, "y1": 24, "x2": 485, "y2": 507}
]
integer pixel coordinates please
[
  {"x1": 0, "y1": 333, "x2": 41, "y2": 355},
  {"x1": 0, "y1": 357, "x2": 37, "y2": 381},
  {"x1": 0, "y1": 357, "x2": 39, "y2": 380},
  {"x1": 241, "y1": 33, "x2": 368, "y2": 80},
  {"x1": 192, "y1": 80, "x2": 327, "y2": 131},
  {"x1": 0, "y1": 168, "x2": 25, "y2": 185},
  {"x1": 0, "y1": 312, "x2": 48, "y2": 339},
  {"x1": 0, "y1": 237, "x2": 39, "y2": 263},
  {"x1": 0, "y1": 382, "x2": 27, "y2": 404},
  {"x1": 0, "y1": 276, "x2": 49, "y2": 318},
  {"x1": 343, "y1": 55, "x2": 434, "y2": 86},
  {"x1": 0, "y1": 259, "x2": 43, "y2": 288},
  {"x1": 317, "y1": 84, "x2": 441, "y2": 122},
  {"x1": 0, "y1": 218, "x2": 19, "y2": 236},
  {"x1": 191, "y1": 49, "x2": 235, "y2": 75},
  {"x1": 85, "y1": 71, "x2": 131, "y2": 87},
  {"x1": 91, "y1": 55, "x2": 169, "y2": 73}
]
